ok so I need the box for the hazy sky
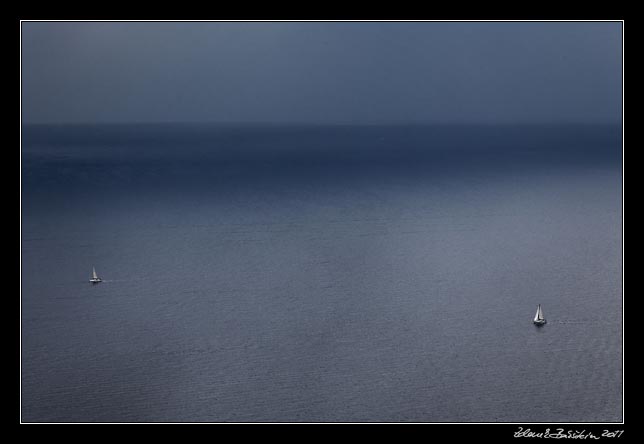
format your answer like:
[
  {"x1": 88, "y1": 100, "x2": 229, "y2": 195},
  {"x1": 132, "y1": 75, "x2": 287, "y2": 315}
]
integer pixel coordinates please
[{"x1": 21, "y1": 21, "x2": 622, "y2": 125}]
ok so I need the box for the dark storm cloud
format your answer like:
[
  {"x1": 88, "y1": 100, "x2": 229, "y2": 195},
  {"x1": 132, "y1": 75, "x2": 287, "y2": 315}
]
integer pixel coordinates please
[{"x1": 21, "y1": 21, "x2": 622, "y2": 124}]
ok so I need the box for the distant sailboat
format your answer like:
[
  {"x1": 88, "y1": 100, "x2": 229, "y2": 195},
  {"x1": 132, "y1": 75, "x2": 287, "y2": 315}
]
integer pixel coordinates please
[
  {"x1": 533, "y1": 304, "x2": 546, "y2": 326},
  {"x1": 90, "y1": 267, "x2": 102, "y2": 284}
]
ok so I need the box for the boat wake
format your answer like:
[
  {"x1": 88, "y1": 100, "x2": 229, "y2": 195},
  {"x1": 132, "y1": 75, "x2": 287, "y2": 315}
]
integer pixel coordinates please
[{"x1": 554, "y1": 318, "x2": 619, "y2": 325}]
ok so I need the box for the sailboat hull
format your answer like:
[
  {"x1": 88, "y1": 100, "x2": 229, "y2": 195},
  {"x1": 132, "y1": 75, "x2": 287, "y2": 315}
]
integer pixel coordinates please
[
  {"x1": 533, "y1": 319, "x2": 546, "y2": 326},
  {"x1": 89, "y1": 278, "x2": 102, "y2": 284}
]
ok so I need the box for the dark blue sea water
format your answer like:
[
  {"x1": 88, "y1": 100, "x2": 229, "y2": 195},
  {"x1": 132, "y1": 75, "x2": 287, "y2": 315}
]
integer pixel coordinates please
[{"x1": 21, "y1": 124, "x2": 622, "y2": 422}]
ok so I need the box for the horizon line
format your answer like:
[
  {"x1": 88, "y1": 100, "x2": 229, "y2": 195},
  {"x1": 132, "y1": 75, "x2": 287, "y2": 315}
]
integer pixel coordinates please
[{"x1": 21, "y1": 120, "x2": 622, "y2": 127}]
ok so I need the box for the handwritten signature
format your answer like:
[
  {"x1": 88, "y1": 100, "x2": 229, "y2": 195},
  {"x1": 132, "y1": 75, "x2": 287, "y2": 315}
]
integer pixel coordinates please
[{"x1": 514, "y1": 427, "x2": 624, "y2": 440}]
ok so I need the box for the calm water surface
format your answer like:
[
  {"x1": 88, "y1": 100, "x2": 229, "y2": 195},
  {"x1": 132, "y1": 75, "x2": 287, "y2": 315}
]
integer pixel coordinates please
[{"x1": 21, "y1": 124, "x2": 622, "y2": 422}]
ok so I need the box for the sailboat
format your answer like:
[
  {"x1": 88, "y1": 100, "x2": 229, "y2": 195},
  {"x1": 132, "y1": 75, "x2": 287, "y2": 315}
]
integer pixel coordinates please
[
  {"x1": 533, "y1": 304, "x2": 546, "y2": 325},
  {"x1": 89, "y1": 267, "x2": 102, "y2": 284}
]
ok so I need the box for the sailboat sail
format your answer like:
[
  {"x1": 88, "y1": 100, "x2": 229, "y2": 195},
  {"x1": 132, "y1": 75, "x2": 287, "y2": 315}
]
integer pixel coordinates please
[
  {"x1": 534, "y1": 304, "x2": 544, "y2": 322},
  {"x1": 92, "y1": 267, "x2": 98, "y2": 280}
]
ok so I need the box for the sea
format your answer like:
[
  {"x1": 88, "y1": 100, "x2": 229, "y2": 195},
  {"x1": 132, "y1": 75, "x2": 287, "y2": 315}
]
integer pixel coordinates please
[{"x1": 21, "y1": 123, "x2": 623, "y2": 422}]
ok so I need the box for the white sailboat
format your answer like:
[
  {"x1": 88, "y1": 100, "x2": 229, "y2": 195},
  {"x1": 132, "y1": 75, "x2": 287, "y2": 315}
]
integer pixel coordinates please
[
  {"x1": 533, "y1": 304, "x2": 546, "y2": 325},
  {"x1": 89, "y1": 266, "x2": 102, "y2": 284}
]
